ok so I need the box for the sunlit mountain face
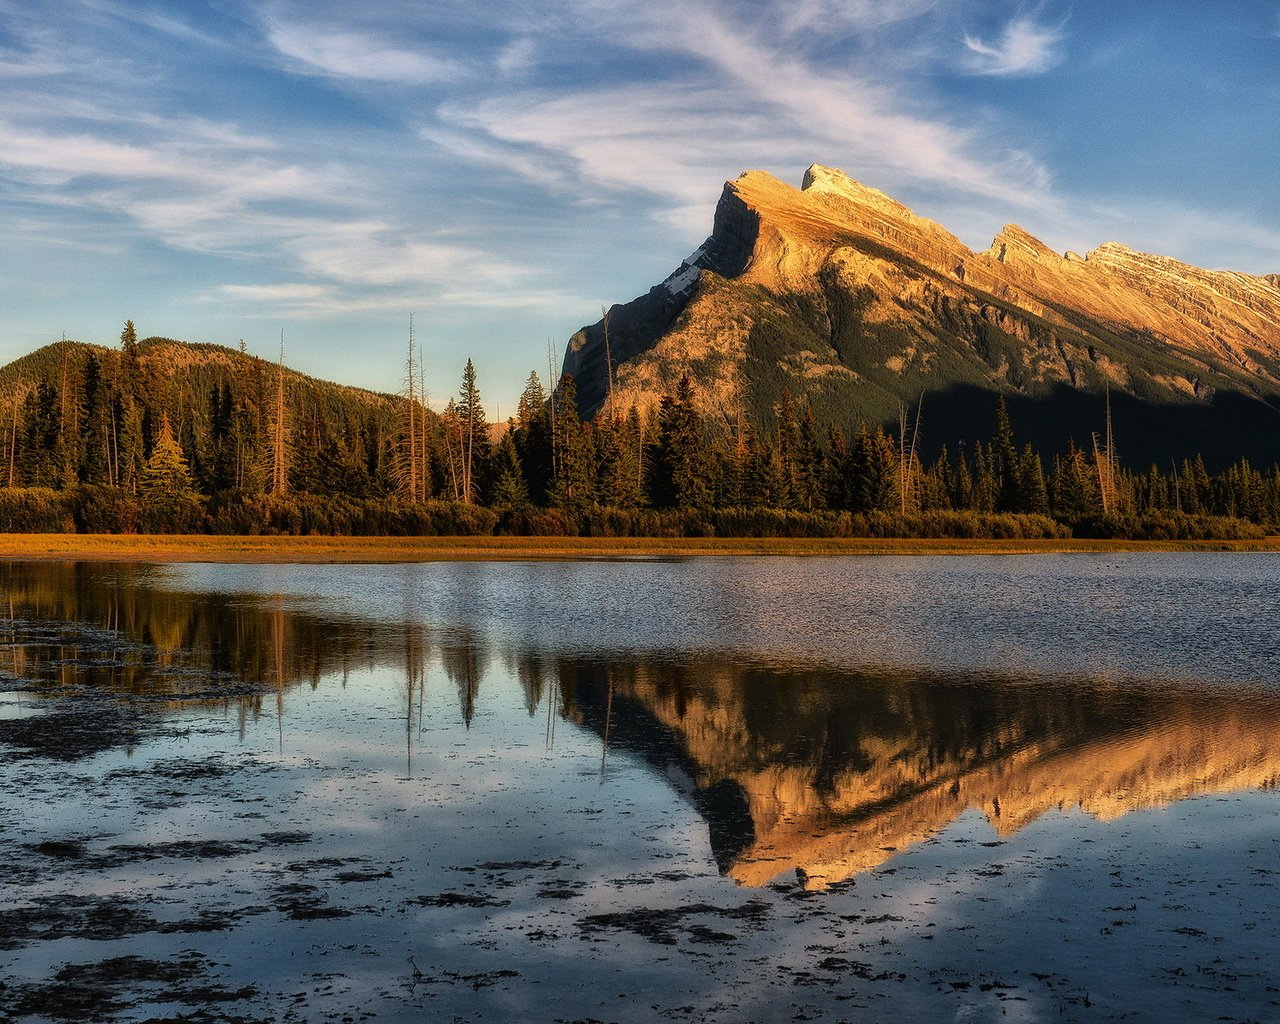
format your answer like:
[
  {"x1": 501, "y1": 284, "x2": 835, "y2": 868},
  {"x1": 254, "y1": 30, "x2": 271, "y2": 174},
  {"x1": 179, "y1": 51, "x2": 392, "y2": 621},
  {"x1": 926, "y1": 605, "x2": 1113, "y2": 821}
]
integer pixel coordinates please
[{"x1": 566, "y1": 165, "x2": 1280, "y2": 468}]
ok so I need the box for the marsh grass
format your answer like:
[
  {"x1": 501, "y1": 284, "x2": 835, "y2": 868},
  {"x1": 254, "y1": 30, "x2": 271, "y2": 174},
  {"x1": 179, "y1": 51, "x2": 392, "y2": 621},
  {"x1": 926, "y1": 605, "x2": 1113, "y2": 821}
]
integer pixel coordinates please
[{"x1": 0, "y1": 532, "x2": 1277, "y2": 563}]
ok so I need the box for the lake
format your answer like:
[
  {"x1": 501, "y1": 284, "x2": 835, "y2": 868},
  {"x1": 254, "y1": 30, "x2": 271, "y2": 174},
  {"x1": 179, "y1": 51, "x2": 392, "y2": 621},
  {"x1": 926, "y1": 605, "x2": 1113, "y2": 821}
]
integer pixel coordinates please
[{"x1": 2, "y1": 554, "x2": 1279, "y2": 1023}]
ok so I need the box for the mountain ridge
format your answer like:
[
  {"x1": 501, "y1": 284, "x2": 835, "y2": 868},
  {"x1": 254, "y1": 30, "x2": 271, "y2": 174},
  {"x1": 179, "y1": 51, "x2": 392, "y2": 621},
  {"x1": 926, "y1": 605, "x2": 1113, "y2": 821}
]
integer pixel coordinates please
[{"x1": 564, "y1": 165, "x2": 1280, "y2": 467}]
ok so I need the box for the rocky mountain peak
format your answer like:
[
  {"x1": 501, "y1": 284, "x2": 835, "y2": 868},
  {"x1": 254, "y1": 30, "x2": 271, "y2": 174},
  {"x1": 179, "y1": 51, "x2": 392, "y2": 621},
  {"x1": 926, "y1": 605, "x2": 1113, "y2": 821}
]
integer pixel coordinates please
[
  {"x1": 563, "y1": 164, "x2": 1280, "y2": 468},
  {"x1": 987, "y1": 224, "x2": 1058, "y2": 264},
  {"x1": 800, "y1": 163, "x2": 915, "y2": 221}
]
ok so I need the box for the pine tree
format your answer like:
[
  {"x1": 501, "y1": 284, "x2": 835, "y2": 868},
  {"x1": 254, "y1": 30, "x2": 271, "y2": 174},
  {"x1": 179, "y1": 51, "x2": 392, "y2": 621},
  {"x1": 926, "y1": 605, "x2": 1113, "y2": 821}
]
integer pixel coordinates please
[
  {"x1": 489, "y1": 431, "x2": 528, "y2": 509},
  {"x1": 849, "y1": 424, "x2": 898, "y2": 513},
  {"x1": 1052, "y1": 439, "x2": 1098, "y2": 520},
  {"x1": 19, "y1": 382, "x2": 64, "y2": 488},
  {"x1": 993, "y1": 396, "x2": 1020, "y2": 512},
  {"x1": 120, "y1": 320, "x2": 139, "y2": 358},
  {"x1": 1017, "y1": 443, "x2": 1049, "y2": 515},
  {"x1": 652, "y1": 375, "x2": 709, "y2": 510},
  {"x1": 823, "y1": 424, "x2": 851, "y2": 510},
  {"x1": 514, "y1": 371, "x2": 553, "y2": 504},
  {"x1": 971, "y1": 443, "x2": 997, "y2": 512},
  {"x1": 140, "y1": 414, "x2": 203, "y2": 531},
  {"x1": 550, "y1": 374, "x2": 593, "y2": 506},
  {"x1": 142, "y1": 414, "x2": 196, "y2": 496},
  {"x1": 456, "y1": 358, "x2": 489, "y2": 504}
]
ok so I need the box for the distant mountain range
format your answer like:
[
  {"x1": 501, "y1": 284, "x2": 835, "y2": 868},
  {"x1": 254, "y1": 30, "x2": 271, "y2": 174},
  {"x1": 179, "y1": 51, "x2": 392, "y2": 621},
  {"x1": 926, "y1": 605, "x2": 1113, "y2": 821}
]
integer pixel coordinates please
[{"x1": 564, "y1": 165, "x2": 1280, "y2": 468}]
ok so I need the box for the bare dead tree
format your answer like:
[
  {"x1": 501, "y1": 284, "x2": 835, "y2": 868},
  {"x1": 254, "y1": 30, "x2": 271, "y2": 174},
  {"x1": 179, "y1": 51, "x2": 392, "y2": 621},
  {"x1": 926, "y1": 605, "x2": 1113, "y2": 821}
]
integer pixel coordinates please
[
  {"x1": 601, "y1": 305, "x2": 615, "y2": 423},
  {"x1": 269, "y1": 333, "x2": 289, "y2": 495},
  {"x1": 898, "y1": 396, "x2": 924, "y2": 515}
]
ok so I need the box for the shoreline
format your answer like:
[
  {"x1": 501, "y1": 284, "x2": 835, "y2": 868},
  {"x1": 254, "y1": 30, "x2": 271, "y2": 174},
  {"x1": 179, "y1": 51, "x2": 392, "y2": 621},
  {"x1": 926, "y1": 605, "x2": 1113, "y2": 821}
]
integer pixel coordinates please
[{"x1": 0, "y1": 533, "x2": 1278, "y2": 563}]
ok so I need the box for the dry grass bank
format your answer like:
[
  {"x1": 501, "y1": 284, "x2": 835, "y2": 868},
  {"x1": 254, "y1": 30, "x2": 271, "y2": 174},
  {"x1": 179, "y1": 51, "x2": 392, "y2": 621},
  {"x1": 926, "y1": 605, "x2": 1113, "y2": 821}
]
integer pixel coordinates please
[{"x1": 0, "y1": 533, "x2": 1278, "y2": 563}]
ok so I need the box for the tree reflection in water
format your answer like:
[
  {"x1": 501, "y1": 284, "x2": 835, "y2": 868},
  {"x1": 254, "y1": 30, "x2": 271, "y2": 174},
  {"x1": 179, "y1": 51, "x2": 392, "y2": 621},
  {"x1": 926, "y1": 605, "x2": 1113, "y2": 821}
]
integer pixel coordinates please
[{"x1": 4, "y1": 560, "x2": 1279, "y2": 888}]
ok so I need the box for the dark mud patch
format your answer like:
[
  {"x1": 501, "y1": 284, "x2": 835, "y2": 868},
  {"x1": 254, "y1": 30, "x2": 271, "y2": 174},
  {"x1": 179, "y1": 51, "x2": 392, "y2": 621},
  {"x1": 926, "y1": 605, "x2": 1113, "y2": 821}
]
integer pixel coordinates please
[
  {"x1": 23, "y1": 830, "x2": 317, "y2": 873},
  {"x1": 415, "y1": 968, "x2": 521, "y2": 991},
  {"x1": 535, "y1": 887, "x2": 584, "y2": 900},
  {"x1": 0, "y1": 951, "x2": 259, "y2": 1022},
  {"x1": 29, "y1": 839, "x2": 88, "y2": 860},
  {"x1": 258, "y1": 830, "x2": 312, "y2": 846},
  {"x1": 0, "y1": 895, "x2": 271, "y2": 952},
  {"x1": 109, "y1": 839, "x2": 258, "y2": 862},
  {"x1": 114, "y1": 756, "x2": 240, "y2": 784},
  {"x1": 334, "y1": 868, "x2": 393, "y2": 883},
  {"x1": 285, "y1": 855, "x2": 394, "y2": 884},
  {"x1": 409, "y1": 891, "x2": 512, "y2": 909},
  {"x1": 0, "y1": 699, "x2": 142, "y2": 762},
  {"x1": 578, "y1": 899, "x2": 772, "y2": 946},
  {"x1": 475, "y1": 859, "x2": 564, "y2": 871},
  {"x1": 272, "y1": 882, "x2": 353, "y2": 921},
  {"x1": 815, "y1": 956, "x2": 906, "y2": 982}
]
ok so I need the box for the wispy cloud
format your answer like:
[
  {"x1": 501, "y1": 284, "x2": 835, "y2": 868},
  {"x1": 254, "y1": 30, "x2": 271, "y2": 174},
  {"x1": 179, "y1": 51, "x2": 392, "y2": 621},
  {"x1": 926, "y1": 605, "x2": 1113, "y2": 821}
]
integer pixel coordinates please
[
  {"x1": 963, "y1": 13, "x2": 1066, "y2": 76},
  {"x1": 264, "y1": 13, "x2": 467, "y2": 84},
  {"x1": 443, "y1": 0, "x2": 1056, "y2": 220},
  {"x1": 215, "y1": 283, "x2": 331, "y2": 302},
  {"x1": 776, "y1": 0, "x2": 939, "y2": 37},
  {"x1": 496, "y1": 37, "x2": 537, "y2": 76}
]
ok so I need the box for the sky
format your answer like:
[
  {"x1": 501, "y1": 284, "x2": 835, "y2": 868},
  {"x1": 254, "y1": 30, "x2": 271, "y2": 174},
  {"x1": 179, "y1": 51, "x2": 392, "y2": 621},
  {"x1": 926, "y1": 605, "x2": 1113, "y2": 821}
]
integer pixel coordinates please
[{"x1": 1, "y1": 0, "x2": 1278, "y2": 410}]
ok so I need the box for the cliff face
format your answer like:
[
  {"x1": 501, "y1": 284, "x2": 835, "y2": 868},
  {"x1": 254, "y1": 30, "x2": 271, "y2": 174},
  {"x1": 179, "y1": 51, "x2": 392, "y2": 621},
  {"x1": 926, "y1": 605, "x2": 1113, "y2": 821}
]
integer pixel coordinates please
[{"x1": 564, "y1": 165, "x2": 1280, "y2": 465}]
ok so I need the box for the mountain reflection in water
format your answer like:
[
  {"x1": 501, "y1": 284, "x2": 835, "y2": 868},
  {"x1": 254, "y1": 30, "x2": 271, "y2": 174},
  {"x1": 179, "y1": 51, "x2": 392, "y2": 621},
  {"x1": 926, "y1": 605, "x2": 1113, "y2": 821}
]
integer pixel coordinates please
[{"x1": 4, "y1": 560, "x2": 1279, "y2": 889}]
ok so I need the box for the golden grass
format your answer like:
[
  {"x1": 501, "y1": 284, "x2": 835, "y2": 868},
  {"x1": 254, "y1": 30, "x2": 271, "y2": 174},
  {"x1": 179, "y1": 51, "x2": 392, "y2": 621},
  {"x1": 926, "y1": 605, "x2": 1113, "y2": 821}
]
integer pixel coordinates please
[{"x1": 0, "y1": 533, "x2": 1277, "y2": 563}]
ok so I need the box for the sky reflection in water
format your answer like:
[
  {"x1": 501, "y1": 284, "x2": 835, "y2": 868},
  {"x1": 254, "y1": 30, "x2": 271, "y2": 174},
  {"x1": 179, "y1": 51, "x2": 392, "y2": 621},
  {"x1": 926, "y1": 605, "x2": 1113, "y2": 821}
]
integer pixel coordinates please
[{"x1": 2, "y1": 555, "x2": 1279, "y2": 1023}]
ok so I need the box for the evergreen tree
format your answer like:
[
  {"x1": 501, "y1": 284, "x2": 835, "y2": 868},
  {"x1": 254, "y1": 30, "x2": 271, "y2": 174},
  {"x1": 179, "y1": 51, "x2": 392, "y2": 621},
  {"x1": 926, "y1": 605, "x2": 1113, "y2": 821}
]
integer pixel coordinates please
[
  {"x1": 514, "y1": 371, "x2": 553, "y2": 504},
  {"x1": 142, "y1": 414, "x2": 196, "y2": 496},
  {"x1": 849, "y1": 424, "x2": 898, "y2": 513},
  {"x1": 749, "y1": 437, "x2": 791, "y2": 510},
  {"x1": 19, "y1": 382, "x2": 64, "y2": 488},
  {"x1": 993, "y1": 396, "x2": 1020, "y2": 512},
  {"x1": 971, "y1": 443, "x2": 997, "y2": 512},
  {"x1": 456, "y1": 358, "x2": 490, "y2": 504},
  {"x1": 140, "y1": 414, "x2": 202, "y2": 531},
  {"x1": 550, "y1": 374, "x2": 594, "y2": 506},
  {"x1": 921, "y1": 446, "x2": 954, "y2": 511},
  {"x1": 78, "y1": 353, "x2": 106, "y2": 484},
  {"x1": 823, "y1": 424, "x2": 851, "y2": 510},
  {"x1": 489, "y1": 431, "x2": 528, "y2": 509},
  {"x1": 951, "y1": 445, "x2": 974, "y2": 510},
  {"x1": 595, "y1": 414, "x2": 640, "y2": 508},
  {"x1": 651, "y1": 375, "x2": 710, "y2": 510},
  {"x1": 1017, "y1": 443, "x2": 1049, "y2": 515},
  {"x1": 120, "y1": 320, "x2": 139, "y2": 358},
  {"x1": 795, "y1": 406, "x2": 825, "y2": 511}
]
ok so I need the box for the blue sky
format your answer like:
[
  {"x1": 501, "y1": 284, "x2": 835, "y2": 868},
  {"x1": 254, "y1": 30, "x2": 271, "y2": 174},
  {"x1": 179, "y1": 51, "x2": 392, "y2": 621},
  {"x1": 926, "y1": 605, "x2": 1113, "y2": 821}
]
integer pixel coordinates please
[{"x1": 1, "y1": 0, "x2": 1278, "y2": 410}]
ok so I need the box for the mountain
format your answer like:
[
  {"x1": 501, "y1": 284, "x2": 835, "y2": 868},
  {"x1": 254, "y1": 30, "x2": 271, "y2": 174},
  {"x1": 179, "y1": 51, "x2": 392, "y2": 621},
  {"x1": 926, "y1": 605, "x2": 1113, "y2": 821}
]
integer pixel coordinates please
[
  {"x1": 0, "y1": 336, "x2": 394, "y2": 414},
  {"x1": 564, "y1": 165, "x2": 1280, "y2": 468},
  {"x1": 0, "y1": 336, "x2": 401, "y2": 497}
]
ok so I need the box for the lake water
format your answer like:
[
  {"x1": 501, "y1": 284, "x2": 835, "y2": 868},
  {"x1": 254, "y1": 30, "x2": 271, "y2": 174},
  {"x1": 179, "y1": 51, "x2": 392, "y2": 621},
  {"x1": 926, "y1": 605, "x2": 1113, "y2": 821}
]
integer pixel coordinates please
[{"x1": 2, "y1": 554, "x2": 1279, "y2": 1023}]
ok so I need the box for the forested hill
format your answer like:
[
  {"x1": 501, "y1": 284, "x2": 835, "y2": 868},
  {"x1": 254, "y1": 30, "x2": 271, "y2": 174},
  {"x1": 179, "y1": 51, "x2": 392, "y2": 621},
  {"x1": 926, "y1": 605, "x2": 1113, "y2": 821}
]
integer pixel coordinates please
[{"x1": 0, "y1": 332, "x2": 400, "y2": 499}]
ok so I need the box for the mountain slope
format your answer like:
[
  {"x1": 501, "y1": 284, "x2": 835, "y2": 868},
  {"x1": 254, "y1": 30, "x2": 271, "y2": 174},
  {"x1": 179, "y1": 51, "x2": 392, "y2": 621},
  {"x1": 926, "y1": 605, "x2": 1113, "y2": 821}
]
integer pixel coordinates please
[
  {"x1": 0, "y1": 336, "x2": 402, "y2": 497},
  {"x1": 565, "y1": 166, "x2": 1280, "y2": 467}
]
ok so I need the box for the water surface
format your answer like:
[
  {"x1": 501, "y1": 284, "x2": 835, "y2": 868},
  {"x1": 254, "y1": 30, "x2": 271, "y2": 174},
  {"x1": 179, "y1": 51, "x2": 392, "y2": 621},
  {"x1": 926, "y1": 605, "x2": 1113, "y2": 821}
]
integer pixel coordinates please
[{"x1": 2, "y1": 555, "x2": 1279, "y2": 1023}]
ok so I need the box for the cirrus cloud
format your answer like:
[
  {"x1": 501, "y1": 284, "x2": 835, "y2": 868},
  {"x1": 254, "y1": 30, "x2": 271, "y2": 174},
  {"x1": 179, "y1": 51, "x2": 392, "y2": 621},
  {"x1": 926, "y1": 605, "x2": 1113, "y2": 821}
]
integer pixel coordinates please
[{"x1": 963, "y1": 13, "x2": 1066, "y2": 76}]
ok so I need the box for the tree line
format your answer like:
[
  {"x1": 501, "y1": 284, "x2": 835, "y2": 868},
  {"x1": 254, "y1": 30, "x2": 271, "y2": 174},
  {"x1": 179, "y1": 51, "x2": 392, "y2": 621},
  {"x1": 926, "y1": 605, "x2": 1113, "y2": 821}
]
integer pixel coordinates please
[{"x1": 0, "y1": 322, "x2": 1276, "y2": 538}]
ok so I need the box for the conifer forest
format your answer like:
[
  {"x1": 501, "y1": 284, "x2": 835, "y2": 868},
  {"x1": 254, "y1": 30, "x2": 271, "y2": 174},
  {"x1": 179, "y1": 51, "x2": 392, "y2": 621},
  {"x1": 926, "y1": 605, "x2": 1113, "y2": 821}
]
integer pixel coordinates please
[{"x1": 1, "y1": 322, "x2": 1276, "y2": 540}]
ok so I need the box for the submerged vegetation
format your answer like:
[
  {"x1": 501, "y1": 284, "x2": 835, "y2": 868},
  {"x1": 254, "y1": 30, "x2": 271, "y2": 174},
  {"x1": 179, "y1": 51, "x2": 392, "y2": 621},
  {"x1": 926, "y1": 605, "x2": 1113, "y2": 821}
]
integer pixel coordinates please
[{"x1": 0, "y1": 324, "x2": 1276, "y2": 540}]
